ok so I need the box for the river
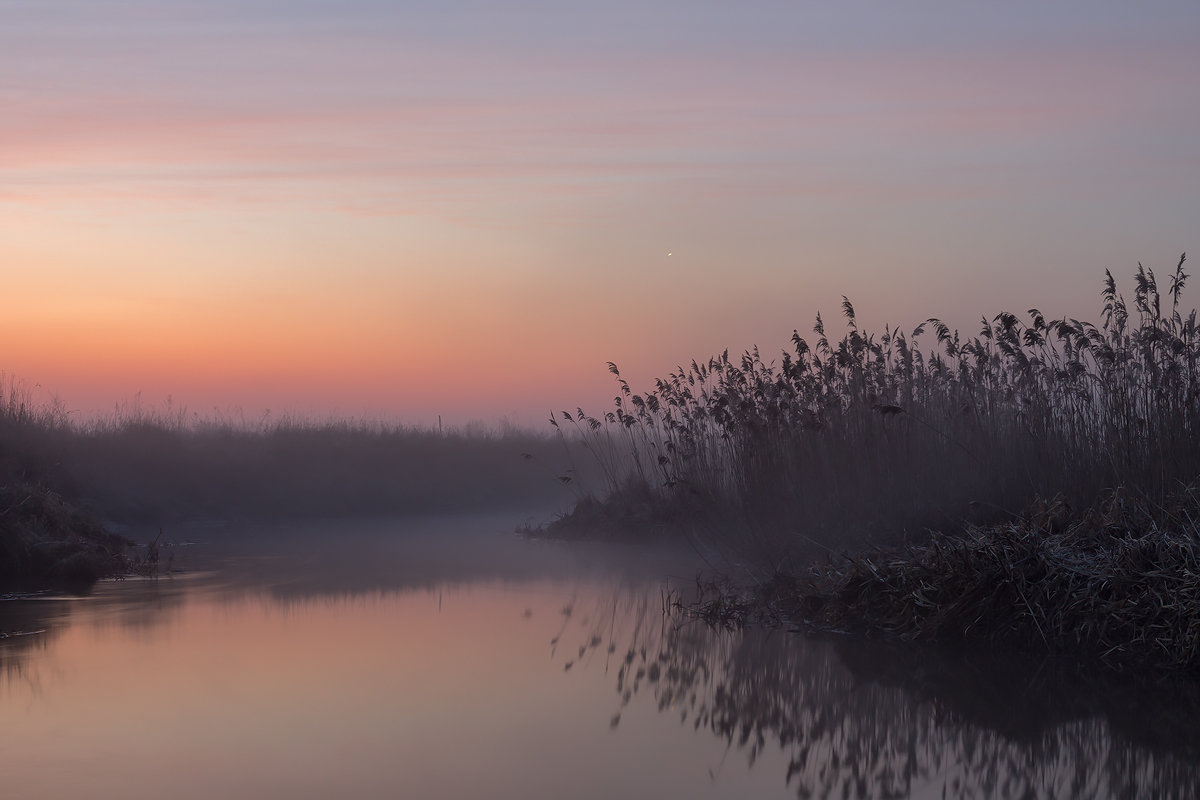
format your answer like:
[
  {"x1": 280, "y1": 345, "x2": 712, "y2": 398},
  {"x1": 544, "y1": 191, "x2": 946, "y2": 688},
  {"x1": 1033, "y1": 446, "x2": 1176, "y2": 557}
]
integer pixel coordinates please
[{"x1": 2, "y1": 514, "x2": 1197, "y2": 799}]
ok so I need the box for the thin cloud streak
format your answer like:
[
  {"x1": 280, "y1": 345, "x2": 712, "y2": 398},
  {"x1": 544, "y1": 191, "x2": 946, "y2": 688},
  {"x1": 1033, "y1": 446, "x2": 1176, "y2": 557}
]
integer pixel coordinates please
[{"x1": 4, "y1": 36, "x2": 1195, "y2": 191}]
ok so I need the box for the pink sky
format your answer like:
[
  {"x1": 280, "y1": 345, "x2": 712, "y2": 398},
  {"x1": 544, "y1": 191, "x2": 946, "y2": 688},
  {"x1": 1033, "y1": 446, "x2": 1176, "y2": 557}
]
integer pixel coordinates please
[{"x1": 3, "y1": 2, "x2": 1198, "y2": 426}]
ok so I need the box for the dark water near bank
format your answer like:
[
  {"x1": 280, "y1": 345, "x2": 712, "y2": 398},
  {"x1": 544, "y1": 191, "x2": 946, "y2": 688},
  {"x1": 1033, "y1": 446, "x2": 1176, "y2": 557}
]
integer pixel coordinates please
[{"x1": 2, "y1": 515, "x2": 1199, "y2": 799}]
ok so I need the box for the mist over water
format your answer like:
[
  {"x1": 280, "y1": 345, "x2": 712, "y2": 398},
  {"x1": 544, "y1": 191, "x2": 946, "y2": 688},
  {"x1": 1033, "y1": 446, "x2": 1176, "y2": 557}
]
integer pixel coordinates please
[{"x1": 3, "y1": 516, "x2": 1197, "y2": 799}]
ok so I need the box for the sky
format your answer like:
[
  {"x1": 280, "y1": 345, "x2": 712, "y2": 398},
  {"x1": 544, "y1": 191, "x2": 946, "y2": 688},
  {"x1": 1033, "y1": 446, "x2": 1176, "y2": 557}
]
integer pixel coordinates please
[{"x1": 3, "y1": 1, "x2": 1198, "y2": 426}]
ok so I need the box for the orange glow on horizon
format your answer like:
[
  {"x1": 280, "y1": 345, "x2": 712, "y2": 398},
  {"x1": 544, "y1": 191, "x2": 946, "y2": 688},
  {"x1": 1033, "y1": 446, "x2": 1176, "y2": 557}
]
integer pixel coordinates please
[{"x1": 2, "y1": 4, "x2": 1197, "y2": 423}]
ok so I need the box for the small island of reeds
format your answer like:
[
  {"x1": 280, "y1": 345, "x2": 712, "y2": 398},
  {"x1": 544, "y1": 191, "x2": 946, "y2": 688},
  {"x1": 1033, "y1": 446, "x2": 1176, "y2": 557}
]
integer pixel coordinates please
[{"x1": 547, "y1": 255, "x2": 1200, "y2": 671}]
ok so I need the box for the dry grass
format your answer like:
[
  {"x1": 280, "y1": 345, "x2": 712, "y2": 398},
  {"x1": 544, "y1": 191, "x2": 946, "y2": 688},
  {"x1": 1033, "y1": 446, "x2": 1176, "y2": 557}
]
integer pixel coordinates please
[
  {"x1": 674, "y1": 487, "x2": 1200, "y2": 672},
  {"x1": 0, "y1": 380, "x2": 576, "y2": 524},
  {"x1": 787, "y1": 487, "x2": 1200, "y2": 671},
  {"x1": 553, "y1": 257, "x2": 1200, "y2": 559},
  {"x1": 0, "y1": 479, "x2": 134, "y2": 591},
  {"x1": 0, "y1": 376, "x2": 129, "y2": 590}
]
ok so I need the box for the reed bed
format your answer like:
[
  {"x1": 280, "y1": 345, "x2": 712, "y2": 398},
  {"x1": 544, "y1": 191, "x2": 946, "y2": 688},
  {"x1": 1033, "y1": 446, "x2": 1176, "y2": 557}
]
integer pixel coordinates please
[{"x1": 553, "y1": 257, "x2": 1200, "y2": 559}]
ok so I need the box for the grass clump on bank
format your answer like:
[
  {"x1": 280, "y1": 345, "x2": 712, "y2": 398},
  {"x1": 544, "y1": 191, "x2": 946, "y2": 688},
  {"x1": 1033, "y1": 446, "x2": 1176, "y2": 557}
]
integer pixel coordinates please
[
  {"x1": 0, "y1": 481, "x2": 133, "y2": 592},
  {"x1": 0, "y1": 381, "x2": 134, "y2": 591},
  {"x1": 675, "y1": 487, "x2": 1200, "y2": 672},
  {"x1": 788, "y1": 488, "x2": 1200, "y2": 671},
  {"x1": 550, "y1": 256, "x2": 1200, "y2": 561}
]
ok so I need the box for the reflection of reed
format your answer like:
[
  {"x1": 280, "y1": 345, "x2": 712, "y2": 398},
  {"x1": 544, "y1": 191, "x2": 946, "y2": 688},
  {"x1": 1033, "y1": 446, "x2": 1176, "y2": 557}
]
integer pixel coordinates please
[
  {"x1": 0, "y1": 578, "x2": 188, "y2": 689},
  {"x1": 0, "y1": 595, "x2": 70, "y2": 684},
  {"x1": 558, "y1": 589, "x2": 1200, "y2": 799}
]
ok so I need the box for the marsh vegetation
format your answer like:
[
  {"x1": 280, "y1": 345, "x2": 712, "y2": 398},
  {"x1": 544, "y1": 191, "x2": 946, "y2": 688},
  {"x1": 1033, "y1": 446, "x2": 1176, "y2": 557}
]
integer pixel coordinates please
[
  {"x1": 549, "y1": 257, "x2": 1200, "y2": 668},
  {"x1": 554, "y1": 257, "x2": 1199, "y2": 558},
  {"x1": 0, "y1": 378, "x2": 576, "y2": 589},
  {"x1": 1, "y1": 385, "x2": 573, "y2": 521},
  {"x1": 7, "y1": 257, "x2": 1200, "y2": 673}
]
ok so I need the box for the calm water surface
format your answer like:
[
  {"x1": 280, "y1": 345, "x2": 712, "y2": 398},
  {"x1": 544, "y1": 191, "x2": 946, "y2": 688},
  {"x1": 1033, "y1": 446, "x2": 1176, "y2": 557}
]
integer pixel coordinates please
[{"x1": 2, "y1": 514, "x2": 1199, "y2": 799}]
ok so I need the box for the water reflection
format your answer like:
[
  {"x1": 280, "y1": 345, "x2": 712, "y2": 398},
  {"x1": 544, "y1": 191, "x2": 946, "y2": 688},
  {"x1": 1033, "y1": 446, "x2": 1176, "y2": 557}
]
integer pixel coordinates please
[
  {"x1": 0, "y1": 598, "x2": 58, "y2": 682},
  {"x1": 1, "y1": 578, "x2": 189, "y2": 683},
  {"x1": 555, "y1": 591, "x2": 1200, "y2": 799},
  {"x1": 4, "y1": 518, "x2": 1198, "y2": 799},
  {"x1": 0, "y1": 520, "x2": 765, "y2": 800}
]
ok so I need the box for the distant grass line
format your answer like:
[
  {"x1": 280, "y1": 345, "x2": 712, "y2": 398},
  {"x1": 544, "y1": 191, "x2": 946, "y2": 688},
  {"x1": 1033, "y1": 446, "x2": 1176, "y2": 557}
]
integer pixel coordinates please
[
  {"x1": 551, "y1": 257, "x2": 1199, "y2": 559},
  {"x1": 0, "y1": 382, "x2": 577, "y2": 526}
]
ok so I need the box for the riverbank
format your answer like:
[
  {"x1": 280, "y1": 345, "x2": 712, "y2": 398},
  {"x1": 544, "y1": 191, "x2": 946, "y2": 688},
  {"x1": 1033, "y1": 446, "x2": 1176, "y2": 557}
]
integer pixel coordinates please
[
  {"x1": 683, "y1": 488, "x2": 1200, "y2": 672},
  {"x1": 0, "y1": 481, "x2": 135, "y2": 592}
]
